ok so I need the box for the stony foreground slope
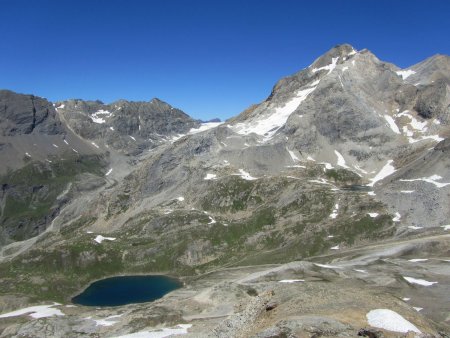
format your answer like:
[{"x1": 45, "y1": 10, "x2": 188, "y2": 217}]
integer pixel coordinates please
[{"x1": 0, "y1": 44, "x2": 449, "y2": 337}]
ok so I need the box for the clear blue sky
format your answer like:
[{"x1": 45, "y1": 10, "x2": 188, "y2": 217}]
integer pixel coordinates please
[{"x1": 1, "y1": 0, "x2": 449, "y2": 120}]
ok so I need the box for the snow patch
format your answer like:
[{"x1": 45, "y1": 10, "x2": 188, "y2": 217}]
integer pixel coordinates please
[
  {"x1": 329, "y1": 204, "x2": 339, "y2": 219},
  {"x1": 403, "y1": 276, "x2": 437, "y2": 286},
  {"x1": 392, "y1": 212, "x2": 401, "y2": 222},
  {"x1": 334, "y1": 150, "x2": 349, "y2": 169},
  {"x1": 105, "y1": 168, "x2": 113, "y2": 176},
  {"x1": 408, "y1": 226, "x2": 423, "y2": 230},
  {"x1": 94, "y1": 235, "x2": 116, "y2": 244},
  {"x1": 320, "y1": 162, "x2": 334, "y2": 170},
  {"x1": 408, "y1": 259, "x2": 428, "y2": 262},
  {"x1": 368, "y1": 191, "x2": 376, "y2": 196},
  {"x1": 129, "y1": 136, "x2": 136, "y2": 141},
  {"x1": 287, "y1": 147, "x2": 300, "y2": 162},
  {"x1": 204, "y1": 173, "x2": 217, "y2": 180},
  {"x1": 400, "y1": 175, "x2": 450, "y2": 188},
  {"x1": 354, "y1": 164, "x2": 368, "y2": 175},
  {"x1": 279, "y1": 279, "x2": 305, "y2": 283},
  {"x1": 368, "y1": 213, "x2": 379, "y2": 218},
  {"x1": 366, "y1": 309, "x2": 421, "y2": 333},
  {"x1": 63, "y1": 139, "x2": 69, "y2": 145},
  {"x1": 312, "y1": 57, "x2": 339, "y2": 74},
  {"x1": 309, "y1": 178, "x2": 331, "y2": 185},
  {"x1": 90, "y1": 110, "x2": 112, "y2": 124},
  {"x1": 25, "y1": 152, "x2": 31, "y2": 157},
  {"x1": 396, "y1": 69, "x2": 416, "y2": 80},
  {"x1": 400, "y1": 190, "x2": 414, "y2": 194},
  {"x1": 441, "y1": 225, "x2": 450, "y2": 231},
  {"x1": 52, "y1": 143, "x2": 59, "y2": 148},
  {"x1": 232, "y1": 85, "x2": 317, "y2": 140},
  {"x1": 367, "y1": 160, "x2": 396, "y2": 187},
  {"x1": 330, "y1": 245, "x2": 339, "y2": 250},
  {"x1": 208, "y1": 216, "x2": 216, "y2": 224},
  {"x1": 113, "y1": 324, "x2": 192, "y2": 338},
  {"x1": 0, "y1": 303, "x2": 64, "y2": 319},
  {"x1": 91, "y1": 314, "x2": 123, "y2": 327},
  {"x1": 238, "y1": 169, "x2": 257, "y2": 180},
  {"x1": 314, "y1": 263, "x2": 341, "y2": 269},
  {"x1": 91, "y1": 142, "x2": 100, "y2": 149},
  {"x1": 176, "y1": 196, "x2": 185, "y2": 202},
  {"x1": 72, "y1": 148, "x2": 79, "y2": 153},
  {"x1": 384, "y1": 115, "x2": 400, "y2": 134},
  {"x1": 189, "y1": 122, "x2": 223, "y2": 134}
]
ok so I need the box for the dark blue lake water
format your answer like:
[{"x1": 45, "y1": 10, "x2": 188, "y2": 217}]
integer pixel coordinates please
[{"x1": 72, "y1": 275, "x2": 182, "y2": 307}]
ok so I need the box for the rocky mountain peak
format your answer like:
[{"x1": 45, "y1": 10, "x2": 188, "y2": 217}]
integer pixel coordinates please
[{"x1": 308, "y1": 43, "x2": 357, "y2": 71}]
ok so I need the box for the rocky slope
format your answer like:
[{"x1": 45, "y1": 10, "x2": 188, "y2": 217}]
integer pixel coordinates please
[{"x1": 0, "y1": 44, "x2": 449, "y2": 337}]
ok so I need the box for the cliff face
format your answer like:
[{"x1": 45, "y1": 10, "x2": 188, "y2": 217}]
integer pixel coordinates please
[{"x1": 0, "y1": 90, "x2": 63, "y2": 136}]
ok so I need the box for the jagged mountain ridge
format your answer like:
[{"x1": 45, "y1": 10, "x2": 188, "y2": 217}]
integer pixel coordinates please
[
  {"x1": 55, "y1": 97, "x2": 201, "y2": 155},
  {"x1": 0, "y1": 44, "x2": 449, "y2": 336}
]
